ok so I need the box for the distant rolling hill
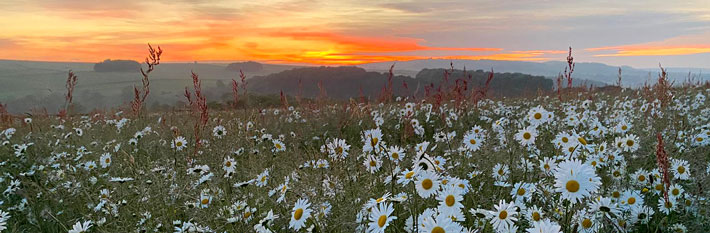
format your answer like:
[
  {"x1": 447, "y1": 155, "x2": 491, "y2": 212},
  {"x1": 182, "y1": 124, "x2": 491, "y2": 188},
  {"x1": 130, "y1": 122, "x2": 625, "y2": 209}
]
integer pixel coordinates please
[
  {"x1": 0, "y1": 60, "x2": 299, "y2": 113},
  {"x1": 357, "y1": 59, "x2": 710, "y2": 87},
  {"x1": 248, "y1": 66, "x2": 552, "y2": 99}
]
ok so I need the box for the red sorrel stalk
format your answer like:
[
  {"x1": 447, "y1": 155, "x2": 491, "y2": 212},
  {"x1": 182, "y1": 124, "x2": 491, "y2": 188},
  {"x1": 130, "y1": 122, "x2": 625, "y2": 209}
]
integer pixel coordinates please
[
  {"x1": 556, "y1": 73, "x2": 563, "y2": 101},
  {"x1": 617, "y1": 67, "x2": 623, "y2": 87},
  {"x1": 655, "y1": 64, "x2": 673, "y2": 107},
  {"x1": 297, "y1": 78, "x2": 303, "y2": 105},
  {"x1": 231, "y1": 78, "x2": 239, "y2": 108},
  {"x1": 60, "y1": 70, "x2": 78, "y2": 118},
  {"x1": 472, "y1": 69, "x2": 494, "y2": 107},
  {"x1": 239, "y1": 69, "x2": 248, "y2": 105},
  {"x1": 656, "y1": 133, "x2": 671, "y2": 203},
  {"x1": 132, "y1": 44, "x2": 162, "y2": 116},
  {"x1": 378, "y1": 63, "x2": 396, "y2": 103},
  {"x1": 317, "y1": 80, "x2": 327, "y2": 105},
  {"x1": 184, "y1": 71, "x2": 208, "y2": 157},
  {"x1": 280, "y1": 90, "x2": 289, "y2": 110},
  {"x1": 0, "y1": 102, "x2": 10, "y2": 126},
  {"x1": 564, "y1": 47, "x2": 575, "y2": 89}
]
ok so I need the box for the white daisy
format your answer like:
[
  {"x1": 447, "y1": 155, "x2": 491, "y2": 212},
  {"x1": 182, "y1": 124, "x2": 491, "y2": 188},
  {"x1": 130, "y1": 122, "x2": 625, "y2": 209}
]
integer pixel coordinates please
[
  {"x1": 525, "y1": 218, "x2": 562, "y2": 233},
  {"x1": 489, "y1": 200, "x2": 518, "y2": 232},
  {"x1": 99, "y1": 153, "x2": 112, "y2": 168},
  {"x1": 367, "y1": 202, "x2": 396, "y2": 233},
  {"x1": 172, "y1": 136, "x2": 188, "y2": 151},
  {"x1": 415, "y1": 170, "x2": 440, "y2": 198},
  {"x1": 289, "y1": 198, "x2": 312, "y2": 231},
  {"x1": 553, "y1": 159, "x2": 601, "y2": 204},
  {"x1": 515, "y1": 126, "x2": 538, "y2": 146}
]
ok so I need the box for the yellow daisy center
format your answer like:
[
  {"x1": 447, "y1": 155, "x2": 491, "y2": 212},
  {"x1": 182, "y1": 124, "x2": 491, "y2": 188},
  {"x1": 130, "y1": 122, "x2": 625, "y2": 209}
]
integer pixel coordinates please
[
  {"x1": 378, "y1": 215, "x2": 387, "y2": 227},
  {"x1": 566, "y1": 180, "x2": 580, "y2": 193},
  {"x1": 517, "y1": 188, "x2": 526, "y2": 196},
  {"x1": 582, "y1": 218, "x2": 592, "y2": 228},
  {"x1": 422, "y1": 179, "x2": 433, "y2": 190},
  {"x1": 445, "y1": 195, "x2": 455, "y2": 207},
  {"x1": 405, "y1": 171, "x2": 415, "y2": 179},
  {"x1": 626, "y1": 140, "x2": 634, "y2": 147},
  {"x1": 499, "y1": 210, "x2": 508, "y2": 219},
  {"x1": 294, "y1": 208, "x2": 304, "y2": 220},
  {"x1": 523, "y1": 132, "x2": 531, "y2": 140}
]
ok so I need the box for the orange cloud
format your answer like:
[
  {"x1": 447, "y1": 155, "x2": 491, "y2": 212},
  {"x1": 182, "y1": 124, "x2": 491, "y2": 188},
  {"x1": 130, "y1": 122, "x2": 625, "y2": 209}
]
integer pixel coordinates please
[
  {"x1": 587, "y1": 45, "x2": 710, "y2": 57},
  {"x1": 265, "y1": 31, "x2": 502, "y2": 53}
]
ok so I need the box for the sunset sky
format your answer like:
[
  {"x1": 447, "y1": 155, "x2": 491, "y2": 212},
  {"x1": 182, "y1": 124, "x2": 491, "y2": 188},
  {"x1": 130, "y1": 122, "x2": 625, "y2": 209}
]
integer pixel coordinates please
[{"x1": 1, "y1": 0, "x2": 710, "y2": 68}]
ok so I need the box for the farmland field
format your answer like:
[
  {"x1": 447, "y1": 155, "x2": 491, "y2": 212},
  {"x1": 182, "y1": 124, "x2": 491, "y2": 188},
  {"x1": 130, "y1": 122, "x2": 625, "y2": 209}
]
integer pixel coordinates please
[{"x1": 1, "y1": 83, "x2": 709, "y2": 232}]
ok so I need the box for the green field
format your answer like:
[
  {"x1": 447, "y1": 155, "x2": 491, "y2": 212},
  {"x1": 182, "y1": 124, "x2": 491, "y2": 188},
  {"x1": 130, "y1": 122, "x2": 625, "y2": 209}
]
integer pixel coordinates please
[{"x1": 0, "y1": 82, "x2": 708, "y2": 232}]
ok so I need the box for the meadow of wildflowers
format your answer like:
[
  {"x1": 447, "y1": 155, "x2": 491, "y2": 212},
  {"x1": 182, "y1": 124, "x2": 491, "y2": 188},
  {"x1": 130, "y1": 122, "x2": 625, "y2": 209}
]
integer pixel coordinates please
[{"x1": 1, "y1": 82, "x2": 709, "y2": 232}]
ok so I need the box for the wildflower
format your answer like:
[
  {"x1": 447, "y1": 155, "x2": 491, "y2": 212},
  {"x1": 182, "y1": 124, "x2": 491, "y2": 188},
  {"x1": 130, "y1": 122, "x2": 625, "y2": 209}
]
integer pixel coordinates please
[
  {"x1": 527, "y1": 106, "x2": 550, "y2": 125},
  {"x1": 515, "y1": 126, "x2": 538, "y2": 146},
  {"x1": 387, "y1": 146, "x2": 405, "y2": 163},
  {"x1": 397, "y1": 168, "x2": 419, "y2": 185},
  {"x1": 671, "y1": 159, "x2": 690, "y2": 180},
  {"x1": 69, "y1": 220, "x2": 92, "y2": 233},
  {"x1": 525, "y1": 218, "x2": 562, "y2": 233},
  {"x1": 212, "y1": 125, "x2": 226, "y2": 138},
  {"x1": 620, "y1": 190, "x2": 644, "y2": 211},
  {"x1": 630, "y1": 206, "x2": 654, "y2": 224},
  {"x1": 0, "y1": 210, "x2": 8, "y2": 231},
  {"x1": 367, "y1": 202, "x2": 396, "y2": 233},
  {"x1": 492, "y1": 163, "x2": 509, "y2": 181},
  {"x1": 255, "y1": 169, "x2": 270, "y2": 187},
  {"x1": 437, "y1": 185, "x2": 464, "y2": 214},
  {"x1": 84, "y1": 161, "x2": 97, "y2": 170},
  {"x1": 511, "y1": 182, "x2": 535, "y2": 202},
  {"x1": 326, "y1": 138, "x2": 350, "y2": 160},
  {"x1": 525, "y1": 205, "x2": 543, "y2": 223},
  {"x1": 463, "y1": 132, "x2": 484, "y2": 152},
  {"x1": 590, "y1": 197, "x2": 620, "y2": 218},
  {"x1": 575, "y1": 210, "x2": 599, "y2": 233},
  {"x1": 289, "y1": 199, "x2": 312, "y2": 231},
  {"x1": 74, "y1": 128, "x2": 84, "y2": 137},
  {"x1": 415, "y1": 170, "x2": 440, "y2": 198},
  {"x1": 489, "y1": 200, "x2": 518, "y2": 232},
  {"x1": 621, "y1": 134, "x2": 640, "y2": 152},
  {"x1": 223, "y1": 157, "x2": 236, "y2": 175},
  {"x1": 668, "y1": 183, "x2": 684, "y2": 200},
  {"x1": 553, "y1": 159, "x2": 601, "y2": 204},
  {"x1": 99, "y1": 153, "x2": 112, "y2": 168},
  {"x1": 420, "y1": 212, "x2": 464, "y2": 233},
  {"x1": 272, "y1": 139, "x2": 286, "y2": 152},
  {"x1": 172, "y1": 136, "x2": 187, "y2": 151}
]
